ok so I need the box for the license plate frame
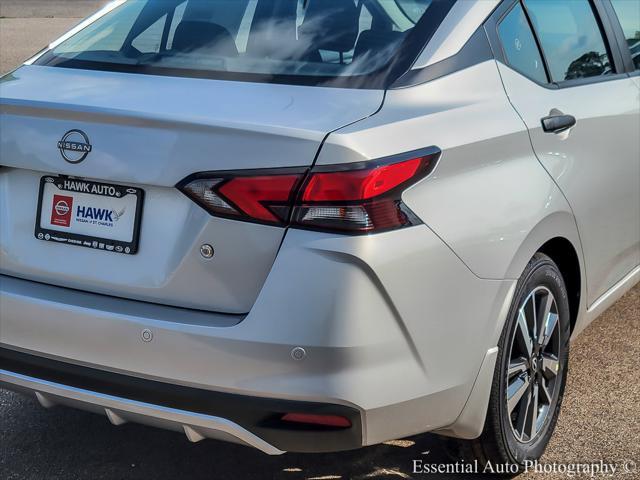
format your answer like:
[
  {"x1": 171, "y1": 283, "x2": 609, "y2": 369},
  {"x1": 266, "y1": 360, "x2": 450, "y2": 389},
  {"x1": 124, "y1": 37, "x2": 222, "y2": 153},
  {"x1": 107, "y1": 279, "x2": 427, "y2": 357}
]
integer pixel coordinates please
[{"x1": 34, "y1": 176, "x2": 145, "y2": 255}]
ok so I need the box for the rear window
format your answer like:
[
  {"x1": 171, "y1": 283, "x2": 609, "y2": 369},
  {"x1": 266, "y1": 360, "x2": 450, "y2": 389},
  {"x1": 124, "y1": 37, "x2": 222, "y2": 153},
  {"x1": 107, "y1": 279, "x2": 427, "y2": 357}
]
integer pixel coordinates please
[{"x1": 35, "y1": 0, "x2": 449, "y2": 87}]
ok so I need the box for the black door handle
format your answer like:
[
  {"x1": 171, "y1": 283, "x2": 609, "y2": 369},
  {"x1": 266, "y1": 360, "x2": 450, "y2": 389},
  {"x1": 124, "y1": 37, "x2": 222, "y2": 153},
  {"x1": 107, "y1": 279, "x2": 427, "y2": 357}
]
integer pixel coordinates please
[{"x1": 541, "y1": 113, "x2": 576, "y2": 134}]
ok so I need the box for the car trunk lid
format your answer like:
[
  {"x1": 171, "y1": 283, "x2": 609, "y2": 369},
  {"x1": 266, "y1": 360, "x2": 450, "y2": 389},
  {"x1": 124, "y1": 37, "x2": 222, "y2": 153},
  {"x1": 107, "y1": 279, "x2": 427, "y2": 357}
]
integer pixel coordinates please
[{"x1": 0, "y1": 65, "x2": 384, "y2": 313}]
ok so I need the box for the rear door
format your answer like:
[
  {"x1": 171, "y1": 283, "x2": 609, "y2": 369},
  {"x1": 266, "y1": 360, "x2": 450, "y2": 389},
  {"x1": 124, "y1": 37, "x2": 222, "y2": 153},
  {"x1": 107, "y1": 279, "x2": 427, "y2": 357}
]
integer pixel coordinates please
[{"x1": 489, "y1": 0, "x2": 640, "y2": 305}]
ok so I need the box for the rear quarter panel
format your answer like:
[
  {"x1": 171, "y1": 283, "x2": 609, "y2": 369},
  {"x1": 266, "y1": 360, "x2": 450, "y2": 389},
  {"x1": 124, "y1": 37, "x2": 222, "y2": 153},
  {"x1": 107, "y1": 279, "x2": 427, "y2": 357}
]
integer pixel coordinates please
[
  {"x1": 319, "y1": 60, "x2": 585, "y2": 340},
  {"x1": 320, "y1": 60, "x2": 580, "y2": 280}
]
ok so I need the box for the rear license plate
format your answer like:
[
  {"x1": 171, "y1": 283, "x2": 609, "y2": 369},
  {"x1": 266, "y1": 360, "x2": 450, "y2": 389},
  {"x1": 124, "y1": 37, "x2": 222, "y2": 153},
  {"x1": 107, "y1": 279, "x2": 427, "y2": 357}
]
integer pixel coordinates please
[{"x1": 35, "y1": 176, "x2": 144, "y2": 255}]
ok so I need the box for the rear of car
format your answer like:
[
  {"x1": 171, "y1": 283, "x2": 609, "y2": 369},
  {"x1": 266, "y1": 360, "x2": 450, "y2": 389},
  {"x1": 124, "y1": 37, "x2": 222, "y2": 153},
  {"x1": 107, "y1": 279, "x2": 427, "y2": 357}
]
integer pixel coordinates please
[
  {"x1": 1, "y1": 0, "x2": 638, "y2": 466},
  {"x1": 1, "y1": 0, "x2": 479, "y2": 452}
]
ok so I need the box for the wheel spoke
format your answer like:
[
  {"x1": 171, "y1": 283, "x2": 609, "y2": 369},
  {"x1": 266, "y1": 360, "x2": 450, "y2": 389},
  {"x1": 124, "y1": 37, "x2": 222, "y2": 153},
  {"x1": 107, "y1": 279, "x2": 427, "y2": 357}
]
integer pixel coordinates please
[
  {"x1": 516, "y1": 309, "x2": 534, "y2": 358},
  {"x1": 508, "y1": 357, "x2": 529, "y2": 378},
  {"x1": 514, "y1": 384, "x2": 532, "y2": 439},
  {"x1": 507, "y1": 374, "x2": 530, "y2": 414},
  {"x1": 525, "y1": 382, "x2": 539, "y2": 439},
  {"x1": 531, "y1": 290, "x2": 538, "y2": 341},
  {"x1": 542, "y1": 353, "x2": 559, "y2": 379},
  {"x1": 537, "y1": 293, "x2": 554, "y2": 344},
  {"x1": 540, "y1": 312, "x2": 559, "y2": 350},
  {"x1": 539, "y1": 377, "x2": 553, "y2": 404}
]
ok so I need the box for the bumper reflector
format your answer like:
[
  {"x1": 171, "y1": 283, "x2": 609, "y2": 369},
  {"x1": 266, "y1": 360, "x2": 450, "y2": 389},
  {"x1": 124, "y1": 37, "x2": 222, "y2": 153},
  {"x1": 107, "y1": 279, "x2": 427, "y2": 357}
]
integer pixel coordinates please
[{"x1": 281, "y1": 413, "x2": 352, "y2": 428}]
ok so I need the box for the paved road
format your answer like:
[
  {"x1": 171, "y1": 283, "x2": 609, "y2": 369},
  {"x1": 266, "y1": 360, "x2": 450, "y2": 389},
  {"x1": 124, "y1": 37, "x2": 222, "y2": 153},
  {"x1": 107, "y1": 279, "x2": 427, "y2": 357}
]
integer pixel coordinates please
[{"x1": 1, "y1": 2, "x2": 639, "y2": 479}]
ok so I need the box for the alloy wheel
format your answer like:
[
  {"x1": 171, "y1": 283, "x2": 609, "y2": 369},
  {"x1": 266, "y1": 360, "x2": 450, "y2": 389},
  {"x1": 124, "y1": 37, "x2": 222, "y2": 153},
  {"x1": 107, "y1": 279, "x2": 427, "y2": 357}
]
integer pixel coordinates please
[{"x1": 506, "y1": 286, "x2": 561, "y2": 443}]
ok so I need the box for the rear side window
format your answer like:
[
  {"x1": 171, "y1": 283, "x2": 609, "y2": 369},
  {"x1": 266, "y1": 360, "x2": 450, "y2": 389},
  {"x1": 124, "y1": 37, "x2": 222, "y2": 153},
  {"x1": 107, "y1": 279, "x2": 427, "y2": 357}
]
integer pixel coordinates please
[
  {"x1": 610, "y1": 0, "x2": 640, "y2": 70},
  {"x1": 497, "y1": 2, "x2": 547, "y2": 84},
  {"x1": 35, "y1": 0, "x2": 449, "y2": 87},
  {"x1": 524, "y1": 0, "x2": 613, "y2": 82}
]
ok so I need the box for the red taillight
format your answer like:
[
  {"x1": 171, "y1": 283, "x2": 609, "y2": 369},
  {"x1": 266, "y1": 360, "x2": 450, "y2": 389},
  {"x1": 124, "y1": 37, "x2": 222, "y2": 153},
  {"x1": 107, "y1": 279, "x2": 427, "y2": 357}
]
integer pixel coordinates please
[
  {"x1": 217, "y1": 175, "x2": 301, "y2": 223},
  {"x1": 178, "y1": 148, "x2": 440, "y2": 233},
  {"x1": 281, "y1": 413, "x2": 352, "y2": 428},
  {"x1": 302, "y1": 158, "x2": 422, "y2": 202},
  {"x1": 293, "y1": 151, "x2": 438, "y2": 233}
]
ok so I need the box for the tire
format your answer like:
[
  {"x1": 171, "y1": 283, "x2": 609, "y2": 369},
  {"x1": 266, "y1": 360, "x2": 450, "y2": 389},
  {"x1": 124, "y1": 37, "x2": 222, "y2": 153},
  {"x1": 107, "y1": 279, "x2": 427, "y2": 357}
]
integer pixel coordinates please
[{"x1": 452, "y1": 253, "x2": 571, "y2": 476}]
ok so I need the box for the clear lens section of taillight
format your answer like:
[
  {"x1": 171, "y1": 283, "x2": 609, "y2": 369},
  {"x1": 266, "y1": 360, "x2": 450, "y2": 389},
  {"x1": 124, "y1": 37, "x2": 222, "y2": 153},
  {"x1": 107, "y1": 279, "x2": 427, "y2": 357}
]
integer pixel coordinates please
[
  {"x1": 181, "y1": 178, "x2": 236, "y2": 214},
  {"x1": 294, "y1": 200, "x2": 411, "y2": 233},
  {"x1": 178, "y1": 148, "x2": 440, "y2": 233}
]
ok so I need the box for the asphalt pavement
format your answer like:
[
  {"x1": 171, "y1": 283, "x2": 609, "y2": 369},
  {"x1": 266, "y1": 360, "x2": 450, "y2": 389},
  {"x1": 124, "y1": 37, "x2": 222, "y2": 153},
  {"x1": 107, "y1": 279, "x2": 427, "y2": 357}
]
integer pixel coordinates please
[{"x1": 1, "y1": 1, "x2": 639, "y2": 478}]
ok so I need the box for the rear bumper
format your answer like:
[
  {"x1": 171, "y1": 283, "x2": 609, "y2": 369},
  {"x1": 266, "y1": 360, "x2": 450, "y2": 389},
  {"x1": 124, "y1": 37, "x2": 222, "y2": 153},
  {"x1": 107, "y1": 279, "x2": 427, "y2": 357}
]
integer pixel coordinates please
[
  {"x1": 0, "y1": 226, "x2": 515, "y2": 451},
  {"x1": 0, "y1": 347, "x2": 361, "y2": 453}
]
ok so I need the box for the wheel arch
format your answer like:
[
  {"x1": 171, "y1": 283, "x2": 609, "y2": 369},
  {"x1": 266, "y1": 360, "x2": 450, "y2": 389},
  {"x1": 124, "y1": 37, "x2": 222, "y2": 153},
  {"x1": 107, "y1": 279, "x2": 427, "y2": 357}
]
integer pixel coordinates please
[
  {"x1": 504, "y1": 211, "x2": 586, "y2": 335},
  {"x1": 437, "y1": 212, "x2": 586, "y2": 441},
  {"x1": 538, "y1": 237, "x2": 581, "y2": 334}
]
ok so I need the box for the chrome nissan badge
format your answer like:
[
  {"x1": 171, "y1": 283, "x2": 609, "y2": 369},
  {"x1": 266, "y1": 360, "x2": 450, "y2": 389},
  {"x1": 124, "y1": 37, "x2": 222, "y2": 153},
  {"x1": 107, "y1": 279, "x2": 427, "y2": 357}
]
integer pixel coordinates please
[{"x1": 58, "y1": 129, "x2": 92, "y2": 164}]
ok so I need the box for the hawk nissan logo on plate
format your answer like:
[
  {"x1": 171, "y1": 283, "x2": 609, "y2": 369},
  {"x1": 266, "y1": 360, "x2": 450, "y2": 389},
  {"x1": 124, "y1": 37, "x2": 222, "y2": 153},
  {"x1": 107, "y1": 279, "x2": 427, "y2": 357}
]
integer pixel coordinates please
[
  {"x1": 35, "y1": 176, "x2": 144, "y2": 255},
  {"x1": 57, "y1": 129, "x2": 92, "y2": 164},
  {"x1": 51, "y1": 195, "x2": 73, "y2": 227}
]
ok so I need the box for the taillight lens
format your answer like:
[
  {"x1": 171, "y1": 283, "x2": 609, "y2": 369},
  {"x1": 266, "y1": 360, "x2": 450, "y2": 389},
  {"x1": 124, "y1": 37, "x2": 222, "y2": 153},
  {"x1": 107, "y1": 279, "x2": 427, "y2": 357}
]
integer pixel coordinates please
[
  {"x1": 293, "y1": 153, "x2": 437, "y2": 233},
  {"x1": 301, "y1": 158, "x2": 422, "y2": 202},
  {"x1": 179, "y1": 171, "x2": 306, "y2": 226},
  {"x1": 178, "y1": 148, "x2": 440, "y2": 233}
]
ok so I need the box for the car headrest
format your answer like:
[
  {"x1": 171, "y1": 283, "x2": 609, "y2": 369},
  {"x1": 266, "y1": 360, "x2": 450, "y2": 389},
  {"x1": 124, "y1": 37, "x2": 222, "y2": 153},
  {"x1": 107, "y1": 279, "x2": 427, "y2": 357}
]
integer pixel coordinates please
[
  {"x1": 172, "y1": 21, "x2": 238, "y2": 57},
  {"x1": 354, "y1": 29, "x2": 406, "y2": 60},
  {"x1": 298, "y1": 0, "x2": 359, "y2": 53}
]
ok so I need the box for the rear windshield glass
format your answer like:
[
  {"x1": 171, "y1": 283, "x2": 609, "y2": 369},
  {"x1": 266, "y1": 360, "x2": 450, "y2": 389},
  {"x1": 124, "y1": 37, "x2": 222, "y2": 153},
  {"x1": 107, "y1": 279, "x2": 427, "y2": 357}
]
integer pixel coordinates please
[{"x1": 35, "y1": 0, "x2": 446, "y2": 87}]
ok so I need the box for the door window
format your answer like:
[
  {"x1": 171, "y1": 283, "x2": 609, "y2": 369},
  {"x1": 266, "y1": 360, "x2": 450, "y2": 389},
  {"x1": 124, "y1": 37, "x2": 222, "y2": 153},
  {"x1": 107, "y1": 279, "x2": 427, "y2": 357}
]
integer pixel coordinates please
[
  {"x1": 497, "y1": 2, "x2": 547, "y2": 84},
  {"x1": 610, "y1": 0, "x2": 640, "y2": 70},
  {"x1": 524, "y1": 0, "x2": 613, "y2": 82}
]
